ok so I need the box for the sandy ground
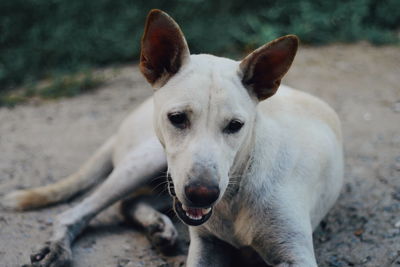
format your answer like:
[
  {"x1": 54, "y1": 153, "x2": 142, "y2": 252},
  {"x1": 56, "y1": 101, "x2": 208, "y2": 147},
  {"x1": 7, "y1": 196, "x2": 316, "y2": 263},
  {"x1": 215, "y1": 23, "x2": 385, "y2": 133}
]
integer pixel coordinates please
[{"x1": 0, "y1": 43, "x2": 399, "y2": 267}]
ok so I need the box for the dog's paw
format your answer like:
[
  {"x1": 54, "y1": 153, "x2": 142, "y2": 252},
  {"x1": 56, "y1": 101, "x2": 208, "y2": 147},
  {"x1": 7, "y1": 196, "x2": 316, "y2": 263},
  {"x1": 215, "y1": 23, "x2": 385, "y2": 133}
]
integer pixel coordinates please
[
  {"x1": 146, "y1": 214, "x2": 178, "y2": 254},
  {"x1": 166, "y1": 254, "x2": 187, "y2": 267},
  {"x1": 25, "y1": 241, "x2": 72, "y2": 267}
]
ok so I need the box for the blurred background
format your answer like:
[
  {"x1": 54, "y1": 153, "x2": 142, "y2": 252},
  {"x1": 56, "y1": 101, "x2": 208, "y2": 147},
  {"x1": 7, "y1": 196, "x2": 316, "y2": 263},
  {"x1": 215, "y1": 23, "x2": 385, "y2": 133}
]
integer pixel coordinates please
[
  {"x1": 0, "y1": 1, "x2": 400, "y2": 266},
  {"x1": 0, "y1": 0, "x2": 399, "y2": 105}
]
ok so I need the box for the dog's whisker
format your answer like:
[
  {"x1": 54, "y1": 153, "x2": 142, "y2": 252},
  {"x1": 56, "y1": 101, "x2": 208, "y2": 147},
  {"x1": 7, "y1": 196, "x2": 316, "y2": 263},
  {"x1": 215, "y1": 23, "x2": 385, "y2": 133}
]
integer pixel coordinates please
[
  {"x1": 151, "y1": 181, "x2": 169, "y2": 193},
  {"x1": 150, "y1": 175, "x2": 168, "y2": 183}
]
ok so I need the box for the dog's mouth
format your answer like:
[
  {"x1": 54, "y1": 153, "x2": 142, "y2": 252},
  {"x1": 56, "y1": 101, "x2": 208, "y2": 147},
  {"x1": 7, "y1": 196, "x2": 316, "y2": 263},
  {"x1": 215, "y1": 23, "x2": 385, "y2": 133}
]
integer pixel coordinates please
[
  {"x1": 173, "y1": 197, "x2": 213, "y2": 226},
  {"x1": 167, "y1": 175, "x2": 213, "y2": 226}
]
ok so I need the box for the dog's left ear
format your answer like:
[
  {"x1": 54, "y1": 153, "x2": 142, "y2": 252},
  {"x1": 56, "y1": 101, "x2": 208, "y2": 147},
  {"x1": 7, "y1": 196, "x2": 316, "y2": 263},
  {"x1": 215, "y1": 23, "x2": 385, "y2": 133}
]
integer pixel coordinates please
[
  {"x1": 140, "y1": 9, "x2": 190, "y2": 88},
  {"x1": 239, "y1": 35, "x2": 299, "y2": 101}
]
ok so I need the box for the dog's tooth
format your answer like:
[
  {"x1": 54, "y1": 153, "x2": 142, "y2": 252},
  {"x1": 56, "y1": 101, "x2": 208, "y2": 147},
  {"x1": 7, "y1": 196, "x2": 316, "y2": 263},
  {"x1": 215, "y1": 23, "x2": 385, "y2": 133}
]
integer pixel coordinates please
[
  {"x1": 182, "y1": 204, "x2": 189, "y2": 211},
  {"x1": 186, "y1": 212, "x2": 202, "y2": 220},
  {"x1": 202, "y1": 207, "x2": 211, "y2": 215}
]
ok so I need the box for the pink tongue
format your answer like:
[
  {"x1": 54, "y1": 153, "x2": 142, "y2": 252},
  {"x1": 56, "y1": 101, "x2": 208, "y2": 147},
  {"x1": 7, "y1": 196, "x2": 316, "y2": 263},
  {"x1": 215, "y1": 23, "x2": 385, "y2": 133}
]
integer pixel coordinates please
[{"x1": 187, "y1": 207, "x2": 202, "y2": 217}]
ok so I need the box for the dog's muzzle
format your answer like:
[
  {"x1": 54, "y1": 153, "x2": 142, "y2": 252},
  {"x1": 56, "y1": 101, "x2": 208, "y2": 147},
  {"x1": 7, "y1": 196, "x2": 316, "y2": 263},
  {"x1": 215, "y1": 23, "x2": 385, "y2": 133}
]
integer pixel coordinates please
[{"x1": 167, "y1": 175, "x2": 213, "y2": 226}]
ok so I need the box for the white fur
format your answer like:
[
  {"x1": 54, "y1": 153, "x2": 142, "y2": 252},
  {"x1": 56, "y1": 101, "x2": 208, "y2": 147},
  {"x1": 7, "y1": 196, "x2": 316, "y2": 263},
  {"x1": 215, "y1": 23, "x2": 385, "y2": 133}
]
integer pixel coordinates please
[
  {"x1": 149, "y1": 54, "x2": 343, "y2": 266},
  {"x1": 2, "y1": 31, "x2": 343, "y2": 267}
]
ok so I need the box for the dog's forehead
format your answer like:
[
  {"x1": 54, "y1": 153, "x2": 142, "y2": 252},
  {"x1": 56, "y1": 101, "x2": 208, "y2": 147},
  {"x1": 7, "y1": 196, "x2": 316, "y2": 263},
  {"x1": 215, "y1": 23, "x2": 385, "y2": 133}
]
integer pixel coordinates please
[
  {"x1": 156, "y1": 54, "x2": 252, "y2": 114},
  {"x1": 189, "y1": 54, "x2": 238, "y2": 74}
]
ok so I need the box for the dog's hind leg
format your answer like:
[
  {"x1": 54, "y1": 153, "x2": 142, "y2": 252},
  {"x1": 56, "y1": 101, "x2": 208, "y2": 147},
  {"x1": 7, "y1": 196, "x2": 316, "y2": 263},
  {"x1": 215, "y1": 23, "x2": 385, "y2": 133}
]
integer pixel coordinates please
[
  {"x1": 27, "y1": 138, "x2": 166, "y2": 267},
  {"x1": 121, "y1": 194, "x2": 178, "y2": 254},
  {"x1": 121, "y1": 187, "x2": 178, "y2": 254},
  {"x1": 2, "y1": 135, "x2": 116, "y2": 211}
]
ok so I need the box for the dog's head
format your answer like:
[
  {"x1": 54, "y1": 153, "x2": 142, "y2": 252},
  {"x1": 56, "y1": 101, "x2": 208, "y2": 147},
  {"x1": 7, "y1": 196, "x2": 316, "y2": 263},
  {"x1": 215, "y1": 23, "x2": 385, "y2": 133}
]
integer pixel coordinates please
[{"x1": 139, "y1": 9, "x2": 298, "y2": 226}]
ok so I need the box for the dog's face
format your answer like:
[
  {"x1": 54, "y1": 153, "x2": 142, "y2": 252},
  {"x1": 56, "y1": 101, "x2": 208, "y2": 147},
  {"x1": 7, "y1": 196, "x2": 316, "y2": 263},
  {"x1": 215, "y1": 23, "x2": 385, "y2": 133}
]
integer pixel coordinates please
[
  {"x1": 140, "y1": 10, "x2": 298, "y2": 226},
  {"x1": 153, "y1": 55, "x2": 257, "y2": 225}
]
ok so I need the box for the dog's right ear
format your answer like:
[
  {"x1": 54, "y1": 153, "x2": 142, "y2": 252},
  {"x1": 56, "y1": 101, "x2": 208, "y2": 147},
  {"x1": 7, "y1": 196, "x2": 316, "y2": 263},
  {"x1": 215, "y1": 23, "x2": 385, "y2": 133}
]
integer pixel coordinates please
[
  {"x1": 140, "y1": 9, "x2": 190, "y2": 88},
  {"x1": 239, "y1": 35, "x2": 298, "y2": 101}
]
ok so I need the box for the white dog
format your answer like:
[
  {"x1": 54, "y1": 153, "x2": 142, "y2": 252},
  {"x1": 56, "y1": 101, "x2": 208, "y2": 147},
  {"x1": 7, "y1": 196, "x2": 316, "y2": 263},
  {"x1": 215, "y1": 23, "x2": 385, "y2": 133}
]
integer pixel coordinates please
[{"x1": 2, "y1": 9, "x2": 343, "y2": 267}]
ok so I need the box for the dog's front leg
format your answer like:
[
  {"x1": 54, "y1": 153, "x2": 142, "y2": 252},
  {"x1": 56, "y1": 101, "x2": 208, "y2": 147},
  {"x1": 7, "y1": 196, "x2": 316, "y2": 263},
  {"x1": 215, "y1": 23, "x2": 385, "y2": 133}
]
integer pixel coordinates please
[
  {"x1": 186, "y1": 228, "x2": 235, "y2": 267},
  {"x1": 248, "y1": 205, "x2": 318, "y2": 267},
  {"x1": 252, "y1": 227, "x2": 318, "y2": 267},
  {"x1": 27, "y1": 139, "x2": 166, "y2": 267}
]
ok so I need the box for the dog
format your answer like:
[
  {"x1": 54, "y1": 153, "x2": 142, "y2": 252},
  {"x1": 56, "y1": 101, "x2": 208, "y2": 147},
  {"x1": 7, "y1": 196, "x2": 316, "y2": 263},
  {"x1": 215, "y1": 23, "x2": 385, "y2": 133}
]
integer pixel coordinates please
[{"x1": 2, "y1": 9, "x2": 343, "y2": 267}]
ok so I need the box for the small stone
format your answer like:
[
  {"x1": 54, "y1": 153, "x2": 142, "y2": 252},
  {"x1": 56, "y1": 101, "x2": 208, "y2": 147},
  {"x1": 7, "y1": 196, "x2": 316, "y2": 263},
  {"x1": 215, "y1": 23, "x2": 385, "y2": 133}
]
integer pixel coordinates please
[
  {"x1": 0, "y1": 216, "x2": 7, "y2": 224},
  {"x1": 354, "y1": 228, "x2": 364, "y2": 236},
  {"x1": 395, "y1": 220, "x2": 400, "y2": 228},
  {"x1": 392, "y1": 190, "x2": 400, "y2": 201},
  {"x1": 393, "y1": 101, "x2": 400, "y2": 113},
  {"x1": 117, "y1": 258, "x2": 130, "y2": 267},
  {"x1": 45, "y1": 218, "x2": 53, "y2": 225},
  {"x1": 361, "y1": 256, "x2": 371, "y2": 263},
  {"x1": 326, "y1": 255, "x2": 344, "y2": 267},
  {"x1": 363, "y1": 112, "x2": 371, "y2": 121}
]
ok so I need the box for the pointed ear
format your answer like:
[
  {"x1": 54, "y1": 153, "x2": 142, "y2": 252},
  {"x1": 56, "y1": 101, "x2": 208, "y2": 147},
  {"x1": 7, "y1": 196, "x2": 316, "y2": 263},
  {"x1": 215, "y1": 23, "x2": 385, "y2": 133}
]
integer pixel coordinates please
[
  {"x1": 140, "y1": 9, "x2": 190, "y2": 88},
  {"x1": 239, "y1": 35, "x2": 299, "y2": 101}
]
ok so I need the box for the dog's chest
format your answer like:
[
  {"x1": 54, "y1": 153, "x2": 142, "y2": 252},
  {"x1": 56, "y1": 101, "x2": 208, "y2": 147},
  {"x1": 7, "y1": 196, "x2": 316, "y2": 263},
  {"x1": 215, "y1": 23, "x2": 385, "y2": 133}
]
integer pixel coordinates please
[{"x1": 202, "y1": 198, "x2": 248, "y2": 248}]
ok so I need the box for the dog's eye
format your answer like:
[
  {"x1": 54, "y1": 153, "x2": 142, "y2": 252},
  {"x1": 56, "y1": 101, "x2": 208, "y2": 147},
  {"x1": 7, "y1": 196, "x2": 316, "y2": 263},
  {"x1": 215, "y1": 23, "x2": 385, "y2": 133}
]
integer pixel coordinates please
[
  {"x1": 224, "y1": 119, "x2": 244, "y2": 134},
  {"x1": 168, "y1": 112, "x2": 189, "y2": 129}
]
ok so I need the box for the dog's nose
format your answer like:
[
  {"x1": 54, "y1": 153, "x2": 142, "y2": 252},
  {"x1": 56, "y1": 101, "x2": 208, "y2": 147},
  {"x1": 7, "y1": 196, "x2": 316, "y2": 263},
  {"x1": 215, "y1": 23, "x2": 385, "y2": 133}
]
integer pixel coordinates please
[{"x1": 184, "y1": 182, "x2": 220, "y2": 207}]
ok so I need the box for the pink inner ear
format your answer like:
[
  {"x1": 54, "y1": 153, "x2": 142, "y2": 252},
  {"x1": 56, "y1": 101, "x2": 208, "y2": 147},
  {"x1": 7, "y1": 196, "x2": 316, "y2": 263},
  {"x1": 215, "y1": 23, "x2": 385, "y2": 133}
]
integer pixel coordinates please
[
  {"x1": 140, "y1": 10, "x2": 188, "y2": 85},
  {"x1": 256, "y1": 48, "x2": 292, "y2": 81},
  {"x1": 243, "y1": 36, "x2": 298, "y2": 100},
  {"x1": 247, "y1": 49, "x2": 289, "y2": 100}
]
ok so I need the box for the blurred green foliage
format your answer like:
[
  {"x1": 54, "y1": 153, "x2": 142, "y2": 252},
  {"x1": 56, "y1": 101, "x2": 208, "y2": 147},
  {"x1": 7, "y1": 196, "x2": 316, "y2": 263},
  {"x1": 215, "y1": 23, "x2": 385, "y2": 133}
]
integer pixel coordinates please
[
  {"x1": 1, "y1": 0, "x2": 399, "y2": 91},
  {"x1": 0, "y1": 70, "x2": 103, "y2": 107}
]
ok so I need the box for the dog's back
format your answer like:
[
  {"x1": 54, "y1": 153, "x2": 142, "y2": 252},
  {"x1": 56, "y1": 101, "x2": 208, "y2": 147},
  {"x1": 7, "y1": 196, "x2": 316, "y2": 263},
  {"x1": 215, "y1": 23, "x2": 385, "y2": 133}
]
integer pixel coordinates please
[
  {"x1": 259, "y1": 85, "x2": 341, "y2": 142},
  {"x1": 257, "y1": 85, "x2": 343, "y2": 228}
]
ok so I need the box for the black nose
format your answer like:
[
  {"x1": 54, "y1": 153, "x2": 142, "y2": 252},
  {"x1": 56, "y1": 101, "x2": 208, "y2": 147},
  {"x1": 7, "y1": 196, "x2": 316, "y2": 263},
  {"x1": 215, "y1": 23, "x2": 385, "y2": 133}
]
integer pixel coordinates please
[{"x1": 184, "y1": 182, "x2": 220, "y2": 207}]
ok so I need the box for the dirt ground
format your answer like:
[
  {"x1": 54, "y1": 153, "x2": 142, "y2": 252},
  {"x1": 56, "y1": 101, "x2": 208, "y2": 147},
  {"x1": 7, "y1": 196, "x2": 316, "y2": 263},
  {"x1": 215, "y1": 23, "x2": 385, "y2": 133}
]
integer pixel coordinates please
[{"x1": 0, "y1": 43, "x2": 399, "y2": 267}]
